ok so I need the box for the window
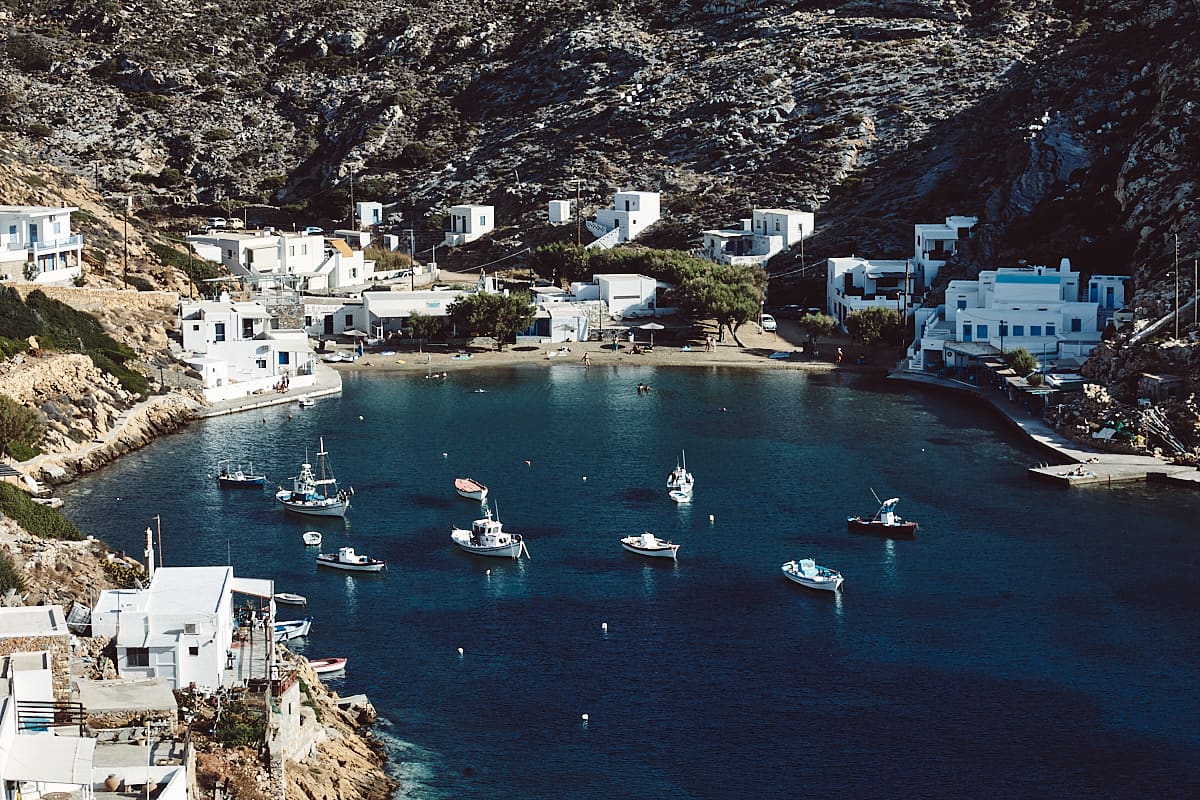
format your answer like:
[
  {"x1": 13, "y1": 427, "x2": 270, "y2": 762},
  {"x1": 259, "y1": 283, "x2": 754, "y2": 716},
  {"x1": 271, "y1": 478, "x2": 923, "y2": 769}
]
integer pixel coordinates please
[
  {"x1": 242, "y1": 319, "x2": 254, "y2": 338},
  {"x1": 1013, "y1": 325, "x2": 1025, "y2": 336},
  {"x1": 976, "y1": 324, "x2": 988, "y2": 340},
  {"x1": 256, "y1": 359, "x2": 266, "y2": 369},
  {"x1": 1030, "y1": 325, "x2": 1042, "y2": 336},
  {"x1": 479, "y1": 215, "x2": 487, "y2": 227},
  {"x1": 351, "y1": 268, "x2": 358, "y2": 279},
  {"x1": 1045, "y1": 324, "x2": 1055, "y2": 336},
  {"x1": 279, "y1": 352, "x2": 290, "y2": 365},
  {"x1": 214, "y1": 322, "x2": 226, "y2": 342},
  {"x1": 956, "y1": 299, "x2": 967, "y2": 310},
  {"x1": 246, "y1": 250, "x2": 254, "y2": 264},
  {"x1": 53, "y1": 221, "x2": 62, "y2": 234},
  {"x1": 962, "y1": 325, "x2": 972, "y2": 342},
  {"x1": 226, "y1": 249, "x2": 234, "y2": 259},
  {"x1": 188, "y1": 646, "x2": 199, "y2": 656},
  {"x1": 127, "y1": 648, "x2": 150, "y2": 667},
  {"x1": 775, "y1": 221, "x2": 781, "y2": 231},
  {"x1": 1070, "y1": 318, "x2": 1082, "y2": 332},
  {"x1": 192, "y1": 324, "x2": 200, "y2": 332},
  {"x1": 304, "y1": 316, "x2": 312, "y2": 326},
  {"x1": 7, "y1": 225, "x2": 14, "y2": 236},
  {"x1": 345, "y1": 314, "x2": 353, "y2": 326}
]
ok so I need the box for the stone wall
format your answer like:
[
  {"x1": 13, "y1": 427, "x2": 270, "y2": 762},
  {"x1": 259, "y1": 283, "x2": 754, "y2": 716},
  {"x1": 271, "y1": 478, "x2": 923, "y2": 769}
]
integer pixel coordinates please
[{"x1": 0, "y1": 635, "x2": 73, "y2": 698}]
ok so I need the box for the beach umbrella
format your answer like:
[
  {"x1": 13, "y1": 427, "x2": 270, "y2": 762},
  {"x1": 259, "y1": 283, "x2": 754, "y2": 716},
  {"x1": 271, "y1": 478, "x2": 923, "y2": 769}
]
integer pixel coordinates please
[
  {"x1": 342, "y1": 329, "x2": 368, "y2": 338},
  {"x1": 639, "y1": 322, "x2": 665, "y2": 347}
]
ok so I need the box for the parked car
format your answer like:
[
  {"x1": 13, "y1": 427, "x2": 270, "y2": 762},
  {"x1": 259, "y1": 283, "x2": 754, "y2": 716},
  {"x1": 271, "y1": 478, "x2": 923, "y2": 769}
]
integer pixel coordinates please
[
  {"x1": 302, "y1": 226, "x2": 325, "y2": 235},
  {"x1": 205, "y1": 217, "x2": 227, "y2": 228},
  {"x1": 760, "y1": 313, "x2": 777, "y2": 332},
  {"x1": 774, "y1": 304, "x2": 803, "y2": 319}
]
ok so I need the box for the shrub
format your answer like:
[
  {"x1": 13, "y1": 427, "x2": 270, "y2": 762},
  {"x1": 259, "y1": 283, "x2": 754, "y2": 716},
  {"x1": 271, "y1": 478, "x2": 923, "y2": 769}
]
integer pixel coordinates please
[
  {"x1": 0, "y1": 394, "x2": 45, "y2": 459},
  {"x1": 0, "y1": 551, "x2": 27, "y2": 596},
  {"x1": 102, "y1": 558, "x2": 146, "y2": 588},
  {"x1": 213, "y1": 701, "x2": 266, "y2": 747},
  {"x1": 0, "y1": 483, "x2": 82, "y2": 541}
]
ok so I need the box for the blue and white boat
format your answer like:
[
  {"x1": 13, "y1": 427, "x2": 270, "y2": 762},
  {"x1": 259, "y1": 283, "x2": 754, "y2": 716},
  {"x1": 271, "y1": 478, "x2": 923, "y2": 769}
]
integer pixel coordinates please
[
  {"x1": 276, "y1": 438, "x2": 352, "y2": 517},
  {"x1": 781, "y1": 558, "x2": 843, "y2": 592},
  {"x1": 274, "y1": 616, "x2": 313, "y2": 641}
]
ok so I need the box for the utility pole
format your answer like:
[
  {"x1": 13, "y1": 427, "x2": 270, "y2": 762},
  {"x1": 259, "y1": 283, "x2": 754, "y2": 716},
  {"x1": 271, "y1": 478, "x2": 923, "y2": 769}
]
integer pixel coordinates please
[
  {"x1": 1175, "y1": 234, "x2": 1180, "y2": 339},
  {"x1": 349, "y1": 170, "x2": 355, "y2": 230},
  {"x1": 566, "y1": 177, "x2": 583, "y2": 246},
  {"x1": 122, "y1": 199, "x2": 129, "y2": 289}
]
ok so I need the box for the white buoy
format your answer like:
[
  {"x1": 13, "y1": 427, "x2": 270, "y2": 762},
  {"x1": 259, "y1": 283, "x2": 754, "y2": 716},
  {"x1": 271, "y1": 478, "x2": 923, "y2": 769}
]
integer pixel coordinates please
[
  {"x1": 457, "y1": 647, "x2": 464, "y2": 656},
  {"x1": 582, "y1": 476, "x2": 587, "y2": 481},
  {"x1": 581, "y1": 713, "x2": 589, "y2": 722},
  {"x1": 709, "y1": 514, "x2": 715, "y2": 523},
  {"x1": 485, "y1": 569, "x2": 491, "y2": 576},
  {"x1": 443, "y1": 452, "x2": 448, "y2": 458},
  {"x1": 358, "y1": 415, "x2": 364, "y2": 420},
  {"x1": 601, "y1": 622, "x2": 608, "y2": 632}
]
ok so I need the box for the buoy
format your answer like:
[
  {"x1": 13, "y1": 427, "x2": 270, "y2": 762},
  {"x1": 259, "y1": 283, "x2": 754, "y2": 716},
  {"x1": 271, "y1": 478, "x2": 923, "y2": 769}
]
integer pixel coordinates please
[
  {"x1": 524, "y1": 459, "x2": 531, "y2": 466},
  {"x1": 457, "y1": 647, "x2": 464, "y2": 656},
  {"x1": 581, "y1": 713, "x2": 589, "y2": 722},
  {"x1": 442, "y1": 452, "x2": 448, "y2": 458},
  {"x1": 358, "y1": 415, "x2": 364, "y2": 420},
  {"x1": 582, "y1": 476, "x2": 587, "y2": 481},
  {"x1": 601, "y1": 622, "x2": 608, "y2": 632},
  {"x1": 709, "y1": 514, "x2": 715, "y2": 523},
  {"x1": 485, "y1": 569, "x2": 491, "y2": 576}
]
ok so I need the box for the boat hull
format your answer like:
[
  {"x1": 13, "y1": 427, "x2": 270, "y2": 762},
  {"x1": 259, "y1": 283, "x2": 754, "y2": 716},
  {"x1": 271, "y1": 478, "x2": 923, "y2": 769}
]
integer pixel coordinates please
[
  {"x1": 277, "y1": 492, "x2": 350, "y2": 517},
  {"x1": 846, "y1": 517, "x2": 918, "y2": 536},
  {"x1": 454, "y1": 481, "x2": 489, "y2": 501},
  {"x1": 621, "y1": 541, "x2": 679, "y2": 559},
  {"x1": 781, "y1": 562, "x2": 843, "y2": 592},
  {"x1": 273, "y1": 618, "x2": 312, "y2": 641},
  {"x1": 308, "y1": 657, "x2": 347, "y2": 675},
  {"x1": 219, "y1": 475, "x2": 265, "y2": 488},
  {"x1": 316, "y1": 557, "x2": 385, "y2": 572},
  {"x1": 273, "y1": 593, "x2": 307, "y2": 606},
  {"x1": 451, "y1": 529, "x2": 524, "y2": 558},
  {"x1": 668, "y1": 489, "x2": 692, "y2": 504}
]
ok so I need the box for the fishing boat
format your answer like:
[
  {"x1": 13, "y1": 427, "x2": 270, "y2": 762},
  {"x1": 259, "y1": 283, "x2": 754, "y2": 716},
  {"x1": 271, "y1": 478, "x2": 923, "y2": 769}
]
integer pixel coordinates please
[
  {"x1": 217, "y1": 459, "x2": 266, "y2": 488},
  {"x1": 308, "y1": 657, "x2": 348, "y2": 675},
  {"x1": 273, "y1": 616, "x2": 313, "y2": 641},
  {"x1": 450, "y1": 507, "x2": 529, "y2": 559},
  {"x1": 273, "y1": 592, "x2": 307, "y2": 607},
  {"x1": 781, "y1": 558, "x2": 844, "y2": 593},
  {"x1": 620, "y1": 531, "x2": 680, "y2": 559},
  {"x1": 276, "y1": 438, "x2": 353, "y2": 517},
  {"x1": 316, "y1": 546, "x2": 386, "y2": 573},
  {"x1": 454, "y1": 477, "x2": 489, "y2": 502},
  {"x1": 847, "y1": 494, "x2": 919, "y2": 536},
  {"x1": 667, "y1": 450, "x2": 696, "y2": 494},
  {"x1": 301, "y1": 531, "x2": 323, "y2": 546}
]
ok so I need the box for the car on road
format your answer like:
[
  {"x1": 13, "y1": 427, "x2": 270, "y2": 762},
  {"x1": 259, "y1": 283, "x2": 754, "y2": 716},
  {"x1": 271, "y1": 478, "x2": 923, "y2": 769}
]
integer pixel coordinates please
[
  {"x1": 205, "y1": 217, "x2": 227, "y2": 229},
  {"x1": 760, "y1": 313, "x2": 777, "y2": 332}
]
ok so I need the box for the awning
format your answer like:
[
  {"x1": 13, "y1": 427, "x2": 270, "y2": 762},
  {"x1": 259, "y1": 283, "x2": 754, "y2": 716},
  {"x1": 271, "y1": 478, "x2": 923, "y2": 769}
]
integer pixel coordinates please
[
  {"x1": 4, "y1": 733, "x2": 95, "y2": 783},
  {"x1": 944, "y1": 342, "x2": 1001, "y2": 357},
  {"x1": 330, "y1": 238, "x2": 353, "y2": 257},
  {"x1": 231, "y1": 577, "x2": 274, "y2": 599},
  {"x1": 238, "y1": 309, "x2": 272, "y2": 320}
]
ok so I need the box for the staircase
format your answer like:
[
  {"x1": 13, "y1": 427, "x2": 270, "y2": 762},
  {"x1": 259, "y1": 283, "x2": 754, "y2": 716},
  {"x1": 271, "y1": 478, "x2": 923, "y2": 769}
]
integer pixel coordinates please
[{"x1": 585, "y1": 221, "x2": 620, "y2": 250}]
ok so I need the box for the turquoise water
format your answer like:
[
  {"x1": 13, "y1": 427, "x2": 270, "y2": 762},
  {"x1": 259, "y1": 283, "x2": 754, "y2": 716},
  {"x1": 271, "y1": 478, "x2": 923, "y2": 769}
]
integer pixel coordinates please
[{"x1": 63, "y1": 365, "x2": 1200, "y2": 798}]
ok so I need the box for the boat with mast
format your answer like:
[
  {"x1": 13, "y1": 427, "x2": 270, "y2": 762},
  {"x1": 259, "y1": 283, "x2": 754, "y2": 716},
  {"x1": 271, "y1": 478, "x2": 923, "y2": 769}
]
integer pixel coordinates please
[
  {"x1": 666, "y1": 450, "x2": 694, "y2": 502},
  {"x1": 846, "y1": 489, "x2": 919, "y2": 536},
  {"x1": 275, "y1": 438, "x2": 353, "y2": 517}
]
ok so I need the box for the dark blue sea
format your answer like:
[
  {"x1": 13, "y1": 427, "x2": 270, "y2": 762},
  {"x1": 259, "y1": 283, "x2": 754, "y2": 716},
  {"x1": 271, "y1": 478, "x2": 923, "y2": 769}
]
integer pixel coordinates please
[{"x1": 61, "y1": 366, "x2": 1200, "y2": 799}]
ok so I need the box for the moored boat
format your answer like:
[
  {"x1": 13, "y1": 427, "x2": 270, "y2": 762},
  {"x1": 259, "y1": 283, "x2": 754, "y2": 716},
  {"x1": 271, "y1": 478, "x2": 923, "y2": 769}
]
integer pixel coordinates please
[
  {"x1": 454, "y1": 477, "x2": 489, "y2": 502},
  {"x1": 273, "y1": 592, "x2": 307, "y2": 606},
  {"x1": 297, "y1": 397, "x2": 315, "y2": 408},
  {"x1": 307, "y1": 657, "x2": 348, "y2": 675},
  {"x1": 666, "y1": 450, "x2": 695, "y2": 496},
  {"x1": 450, "y1": 507, "x2": 529, "y2": 559},
  {"x1": 301, "y1": 530, "x2": 323, "y2": 546},
  {"x1": 620, "y1": 531, "x2": 680, "y2": 559},
  {"x1": 668, "y1": 488, "x2": 692, "y2": 504},
  {"x1": 276, "y1": 438, "x2": 352, "y2": 517},
  {"x1": 781, "y1": 558, "x2": 843, "y2": 592},
  {"x1": 847, "y1": 495, "x2": 918, "y2": 536},
  {"x1": 316, "y1": 546, "x2": 386, "y2": 573},
  {"x1": 273, "y1": 616, "x2": 313, "y2": 641},
  {"x1": 217, "y1": 459, "x2": 266, "y2": 488}
]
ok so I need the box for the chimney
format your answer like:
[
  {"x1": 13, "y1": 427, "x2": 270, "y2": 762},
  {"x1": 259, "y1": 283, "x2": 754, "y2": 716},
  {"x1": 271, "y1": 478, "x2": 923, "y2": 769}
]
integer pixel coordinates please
[{"x1": 144, "y1": 526, "x2": 155, "y2": 579}]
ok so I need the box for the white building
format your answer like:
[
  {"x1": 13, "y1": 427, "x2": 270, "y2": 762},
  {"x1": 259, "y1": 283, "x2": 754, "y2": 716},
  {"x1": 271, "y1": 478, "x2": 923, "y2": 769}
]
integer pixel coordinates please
[
  {"x1": 355, "y1": 201, "x2": 383, "y2": 229},
  {"x1": 444, "y1": 205, "x2": 495, "y2": 247},
  {"x1": 827, "y1": 257, "x2": 917, "y2": 328},
  {"x1": 548, "y1": 200, "x2": 572, "y2": 225},
  {"x1": 913, "y1": 215, "x2": 978, "y2": 288},
  {"x1": 701, "y1": 208, "x2": 813, "y2": 267},
  {"x1": 185, "y1": 230, "x2": 373, "y2": 293},
  {"x1": 570, "y1": 273, "x2": 666, "y2": 319},
  {"x1": 179, "y1": 294, "x2": 316, "y2": 402},
  {"x1": 303, "y1": 296, "x2": 367, "y2": 338},
  {"x1": 362, "y1": 288, "x2": 472, "y2": 337},
  {"x1": 91, "y1": 566, "x2": 273, "y2": 691},
  {"x1": 588, "y1": 190, "x2": 660, "y2": 248},
  {"x1": 908, "y1": 258, "x2": 1121, "y2": 372},
  {"x1": 750, "y1": 208, "x2": 814, "y2": 249},
  {"x1": 0, "y1": 205, "x2": 85, "y2": 284}
]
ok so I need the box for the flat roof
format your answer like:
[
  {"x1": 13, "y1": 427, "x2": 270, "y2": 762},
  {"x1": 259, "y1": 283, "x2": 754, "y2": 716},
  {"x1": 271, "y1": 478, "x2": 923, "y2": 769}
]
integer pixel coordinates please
[
  {"x1": 0, "y1": 606, "x2": 68, "y2": 639},
  {"x1": 0, "y1": 205, "x2": 79, "y2": 215},
  {"x1": 77, "y1": 678, "x2": 179, "y2": 714},
  {"x1": 147, "y1": 567, "x2": 232, "y2": 616}
]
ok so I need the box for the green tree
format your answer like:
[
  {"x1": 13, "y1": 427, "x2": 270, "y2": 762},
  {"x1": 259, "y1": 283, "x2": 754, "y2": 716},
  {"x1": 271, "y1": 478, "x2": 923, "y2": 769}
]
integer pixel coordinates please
[
  {"x1": 797, "y1": 313, "x2": 837, "y2": 346},
  {"x1": 530, "y1": 243, "x2": 589, "y2": 283},
  {"x1": 0, "y1": 394, "x2": 45, "y2": 459},
  {"x1": 406, "y1": 311, "x2": 443, "y2": 352},
  {"x1": 1007, "y1": 347, "x2": 1038, "y2": 376},
  {"x1": 845, "y1": 306, "x2": 900, "y2": 351},
  {"x1": 675, "y1": 262, "x2": 766, "y2": 345},
  {"x1": 446, "y1": 292, "x2": 536, "y2": 349}
]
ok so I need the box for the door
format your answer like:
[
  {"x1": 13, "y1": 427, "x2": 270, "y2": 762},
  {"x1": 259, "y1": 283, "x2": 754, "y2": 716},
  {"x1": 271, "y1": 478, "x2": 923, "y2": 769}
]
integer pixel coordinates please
[
  {"x1": 324, "y1": 315, "x2": 334, "y2": 335},
  {"x1": 28, "y1": 223, "x2": 38, "y2": 244}
]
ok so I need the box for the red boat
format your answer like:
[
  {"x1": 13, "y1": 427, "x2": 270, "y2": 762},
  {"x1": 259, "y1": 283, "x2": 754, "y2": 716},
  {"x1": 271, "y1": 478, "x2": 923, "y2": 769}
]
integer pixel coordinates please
[
  {"x1": 846, "y1": 496, "x2": 918, "y2": 536},
  {"x1": 307, "y1": 657, "x2": 348, "y2": 675}
]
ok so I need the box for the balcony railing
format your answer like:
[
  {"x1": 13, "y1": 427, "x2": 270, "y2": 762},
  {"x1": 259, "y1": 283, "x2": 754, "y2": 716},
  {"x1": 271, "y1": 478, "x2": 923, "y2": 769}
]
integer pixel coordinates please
[{"x1": 33, "y1": 234, "x2": 83, "y2": 252}]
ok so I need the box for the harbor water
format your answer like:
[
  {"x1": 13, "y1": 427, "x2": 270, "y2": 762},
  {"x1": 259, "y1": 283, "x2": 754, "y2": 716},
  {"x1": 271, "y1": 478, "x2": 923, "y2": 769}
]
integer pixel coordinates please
[{"x1": 62, "y1": 365, "x2": 1200, "y2": 799}]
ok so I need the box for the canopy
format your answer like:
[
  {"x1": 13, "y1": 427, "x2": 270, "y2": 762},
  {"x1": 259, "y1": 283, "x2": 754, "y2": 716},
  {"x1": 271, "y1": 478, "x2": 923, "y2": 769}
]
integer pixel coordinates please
[
  {"x1": 4, "y1": 733, "x2": 95, "y2": 783},
  {"x1": 637, "y1": 322, "x2": 665, "y2": 347},
  {"x1": 342, "y1": 329, "x2": 368, "y2": 337}
]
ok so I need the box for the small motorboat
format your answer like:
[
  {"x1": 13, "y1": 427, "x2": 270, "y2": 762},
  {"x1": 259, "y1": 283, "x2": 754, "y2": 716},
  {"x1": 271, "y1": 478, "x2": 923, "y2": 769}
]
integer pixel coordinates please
[
  {"x1": 273, "y1": 592, "x2": 308, "y2": 607},
  {"x1": 454, "y1": 477, "x2": 489, "y2": 502},
  {"x1": 847, "y1": 494, "x2": 918, "y2": 536},
  {"x1": 301, "y1": 530, "x2": 323, "y2": 546},
  {"x1": 451, "y1": 507, "x2": 529, "y2": 559},
  {"x1": 217, "y1": 459, "x2": 266, "y2": 488},
  {"x1": 307, "y1": 657, "x2": 348, "y2": 675},
  {"x1": 781, "y1": 558, "x2": 843, "y2": 593},
  {"x1": 316, "y1": 546, "x2": 386, "y2": 573},
  {"x1": 273, "y1": 616, "x2": 313, "y2": 641},
  {"x1": 620, "y1": 531, "x2": 680, "y2": 559},
  {"x1": 297, "y1": 397, "x2": 315, "y2": 408},
  {"x1": 668, "y1": 488, "x2": 692, "y2": 504}
]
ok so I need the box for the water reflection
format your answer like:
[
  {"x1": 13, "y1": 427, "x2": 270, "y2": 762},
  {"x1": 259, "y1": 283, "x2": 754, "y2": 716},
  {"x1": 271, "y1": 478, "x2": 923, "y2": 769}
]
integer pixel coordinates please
[{"x1": 882, "y1": 539, "x2": 896, "y2": 582}]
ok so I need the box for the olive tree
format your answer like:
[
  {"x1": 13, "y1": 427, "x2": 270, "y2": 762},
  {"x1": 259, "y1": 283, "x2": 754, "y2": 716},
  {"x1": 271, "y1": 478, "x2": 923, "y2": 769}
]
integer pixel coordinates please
[
  {"x1": 845, "y1": 306, "x2": 901, "y2": 351},
  {"x1": 446, "y1": 292, "x2": 536, "y2": 349}
]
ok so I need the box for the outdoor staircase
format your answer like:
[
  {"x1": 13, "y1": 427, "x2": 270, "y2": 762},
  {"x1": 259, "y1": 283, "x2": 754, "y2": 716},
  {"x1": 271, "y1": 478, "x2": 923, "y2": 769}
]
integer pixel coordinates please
[{"x1": 585, "y1": 221, "x2": 620, "y2": 250}]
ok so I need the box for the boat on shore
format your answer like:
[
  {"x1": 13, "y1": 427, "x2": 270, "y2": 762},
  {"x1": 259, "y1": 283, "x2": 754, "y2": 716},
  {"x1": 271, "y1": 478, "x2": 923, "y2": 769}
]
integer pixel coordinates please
[
  {"x1": 620, "y1": 531, "x2": 680, "y2": 559},
  {"x1": 276, "y1": 438, "x2": 353, "y2": 517},
  {"x1": 217, "y1": 459, "x2": 266, "y2": 488},
  {"x1": 781, "y1": 558, "x2": 844, "y2": 592},
  {"x1": 273, "y1": 592, "x2": 307, "y2": 607},
  {"x1": 308, "y1": 657, "x2": 348, "y2": 675},
  {"x1": 274, "y1": 616, "x2": 313, "y2": 641},
  {"x1": 316, "y1": 546, "x2": 386, "y2": 573},
  {"x1": 454, "y1": 477, "x2": 489, "y2": 502},
  {"x1": 301, "y1": 530, "x2": 323, "y2": 546},
  {"x1": 847, "y1": 495, "x2": 918, "y2": 536},
  {"x1": 451, "y1": 507, "x2": 529, "y2": 559}
]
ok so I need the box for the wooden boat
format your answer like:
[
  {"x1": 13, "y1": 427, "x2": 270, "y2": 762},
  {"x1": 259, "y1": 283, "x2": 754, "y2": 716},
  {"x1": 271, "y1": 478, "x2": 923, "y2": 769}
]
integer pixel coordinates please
[
  {"x1": 781, "y1": 558, "x2": 843, "y2": 592},
  {"x1": 307, "y1": 657, "x2": 348, "y2": 675},
  {"x1": 273, "y1": 592, "x2": 308, "y2": 606},
  {"x1": 454, "y1": 477, "x2": 489, "y2": 502},
  {"x1": 217, "y1": 459, "x2": 266, "y2": 488},
  {"x1": 620, "y1": 532, "x2": 680, "y2": 559},
  {"x1": 301, "y1": 530, "x2": 323, "y2": 546},
  {"x1": 316, "y1": 546, "x2": 386, "y2": 573},
  {"x1": 847, "y1": 494, "x2": 918, "y2": 536},
  {"x1": 276, "y1": 438, "x2": 352, "y2": 517},
  {"x1": 451, "y1": 507, "x2": 529, "y2": 559},
  {"x1": 273, "y1": 616, "x2": 313, "y2": 641}
]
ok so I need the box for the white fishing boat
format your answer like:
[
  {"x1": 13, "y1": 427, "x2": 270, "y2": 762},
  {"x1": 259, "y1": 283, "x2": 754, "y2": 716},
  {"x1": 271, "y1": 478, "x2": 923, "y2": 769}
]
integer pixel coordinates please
[
  {"x1": 273, "y1": 616, "x2": 313, "y2": 641},
  {"x1": 454, "y1": 477, "x2": 489, "y2": 502},
  {"x1": 781, "y1": 558, "x2": 844, "y2": 593},
  {"x1": 276, "y1": 438, "x2": 353, "y2": 517},
  {"x1": 666, "y1": 451, "x2": 694, "y2": 498},
  {"x1": 217, "y1": 459, "x2": 266, "y2": 488},
  {"x1": 450, "y1": 507, "x2": 529, "y2": 559},
  {"x1": 273, "y1": 592, "x2": 308, "y2": 607},
  {"x1": 308, "y1": 657, "x2": 348, "y2": 675},
  {"x1": 620, "y1": 531, "x2": 680, "y2": 559},
  {"x1": 316, "y1": 546, "x2": 386, "y2": 573},
  {"x1": 301, "y1": 530, "x2": 323, "y2": 546}
]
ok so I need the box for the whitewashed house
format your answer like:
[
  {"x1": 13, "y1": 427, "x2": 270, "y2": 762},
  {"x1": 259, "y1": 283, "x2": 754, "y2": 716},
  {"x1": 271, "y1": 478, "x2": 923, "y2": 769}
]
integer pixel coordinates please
[
  {"x1": 444, "y1": 205, "x2": 495, "y2": 247},
  {"x1": 363, "y1": 288, "x2": 472, "y2": 337},
  {"x1": 569, "y1": 273, "x2": 667, "y2": 319},
  {"x1": 185, "y1": 230, "x2": 373, "y2": 292},
  {"x1": 913, "y1": 215, "x2": 978, "y2": 288},
  {"x1": 355, "y1": 201, "x2": 383, "y2": 229},
  {"x1": 303, "y1": 296, "x2": 367, "y2": 338},
  {"x1": 548, "y1": 199, "x2": 572, "y2": 225},
  {"x1": 702, "y1": 208, "x2": 813, "y2": 267},
  {"x1": 588, "y1": 190, "x2": 660, "y2": 249},
  {"x1": 178, "y1": 293, "x2": 316, "y2": 402},
  {"x1": 908, "y1": 258, "x2": 1121, "y2": 371},
  {"x1": 91, "y1": 566, "x2": 273, "y2": 691},
  {"x1": 0, "y1": 205, "x2": 85, "y2": 284},
  {"x1": 1088, "y1": 273, "x2": 1129, "y2": 328},
  {"x1": 827, "y1": 257, "x2": 917, "y2": 329}
]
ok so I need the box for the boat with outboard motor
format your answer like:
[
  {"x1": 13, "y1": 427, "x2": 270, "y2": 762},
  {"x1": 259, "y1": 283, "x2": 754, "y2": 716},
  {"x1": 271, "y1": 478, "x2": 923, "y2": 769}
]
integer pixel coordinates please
[
  {"x1": 781, "y1": 558, "x2": 844, "y2": 592},
  {"x1": 620, "y1": 531, "x2": 680, "y2": 559}
]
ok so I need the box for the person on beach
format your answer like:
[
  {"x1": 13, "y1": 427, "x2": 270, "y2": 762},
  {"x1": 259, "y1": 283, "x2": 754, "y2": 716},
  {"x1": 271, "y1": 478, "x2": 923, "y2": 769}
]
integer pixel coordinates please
[
  {"x1": 836, "y1": 347, "x2": 843, "y2": 364},
  {"x1": 582, "y1": 353, "x2": 591, "y2": 367}
]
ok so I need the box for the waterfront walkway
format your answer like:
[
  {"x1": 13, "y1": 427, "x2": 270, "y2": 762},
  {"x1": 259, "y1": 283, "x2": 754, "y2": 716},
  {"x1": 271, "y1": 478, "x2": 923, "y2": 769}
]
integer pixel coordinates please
[
  {"x1": 889, "y1": 369, "x2": 1200, "y2": 489},
  {"x1": 198, "y1": 362, "x2": 343, "y2": 418}
]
